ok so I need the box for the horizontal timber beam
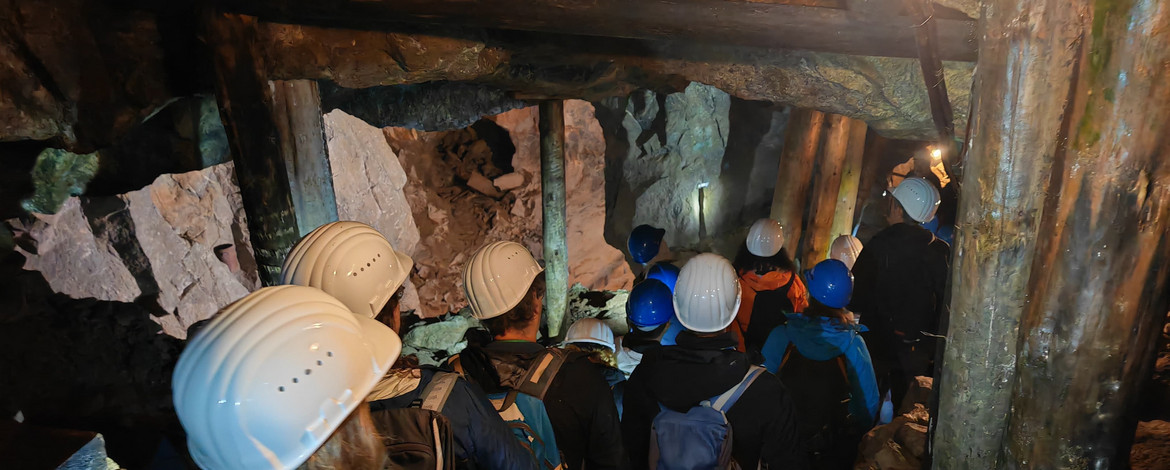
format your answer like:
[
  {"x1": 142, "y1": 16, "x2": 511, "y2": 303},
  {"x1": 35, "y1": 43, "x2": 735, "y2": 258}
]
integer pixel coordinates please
[{"x1": 223, "y1": 0, "x2": 977, "y2": 61}]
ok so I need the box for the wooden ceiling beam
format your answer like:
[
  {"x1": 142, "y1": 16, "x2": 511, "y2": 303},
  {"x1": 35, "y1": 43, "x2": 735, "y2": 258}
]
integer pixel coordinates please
[{"x1": 223, "y1": 0, "x2": 977, "y2": 61}]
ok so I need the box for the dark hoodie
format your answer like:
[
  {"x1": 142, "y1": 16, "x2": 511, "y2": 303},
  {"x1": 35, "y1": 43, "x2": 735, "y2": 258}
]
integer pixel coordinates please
[
  {"x1": 851, "y1": 222, "x2": 949, "y2": 344},
  {"x1": 622, "y1": 331, "x2": 808, "y2": 469}
]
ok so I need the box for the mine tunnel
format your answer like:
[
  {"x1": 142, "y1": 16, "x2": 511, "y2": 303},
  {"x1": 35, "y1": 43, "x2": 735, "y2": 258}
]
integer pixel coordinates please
[{"x1": 1, "y1": 0, "x2": 1169, "y2": 469}]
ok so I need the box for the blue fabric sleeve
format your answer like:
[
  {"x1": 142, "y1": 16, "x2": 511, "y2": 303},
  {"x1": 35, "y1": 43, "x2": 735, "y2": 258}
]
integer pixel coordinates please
[
  {"x1": 660, "y1": 319, "x2": 685, "y2": 346},
  {"x1": 760, "y1": 326, "x2": 792, "y2": 374},
  {"x1": 446, "y1": 378, "x2": 541, "y2": 470},
  {"x1": 843, "y1": 336, "x2": 881, "y2": 431}
]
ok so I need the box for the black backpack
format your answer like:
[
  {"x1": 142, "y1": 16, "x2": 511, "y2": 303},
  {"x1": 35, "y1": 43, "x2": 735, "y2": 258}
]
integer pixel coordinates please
[
  {"x1": 777, "y1": 344, "x2": 853, "y2": 462},
  {"x1": 743, "y1": 275, "x2": 797, "y2": 360},
  {"x1": 369, "y1": 372, "x2": 460, "y2": 470}
]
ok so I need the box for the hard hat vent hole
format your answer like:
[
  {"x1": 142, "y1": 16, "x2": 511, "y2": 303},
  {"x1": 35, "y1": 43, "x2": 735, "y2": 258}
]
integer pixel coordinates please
[
  {"x1": 360, "y1": 267, "x2": 365, "y2": 272},
  {"x1": 378, "y1": 253, "x2": 382, "y2": 258},
  {"x1": 305, "y1": 369, "x2": 311, "y2": 375},
  {"x1": 317, "y1": 360, "x2": 323, "y2": 366},
  {"x1": 292, "y1": 378, "x2": 299, "y2": 384},
  {"x1": 366, "y1": 263, "x2": 371, "y2": 267},
  {"x1": 327, "y1": 351, "x2": 334, "y2": 357},
  {"x1": 279, "y1": 386, "x2": 285, "y2": 392}
]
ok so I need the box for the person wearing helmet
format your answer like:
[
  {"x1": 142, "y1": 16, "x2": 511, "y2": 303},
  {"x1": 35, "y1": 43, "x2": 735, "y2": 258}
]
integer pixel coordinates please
[
  {"x1": 283, "y1": 222, "x2": 537, "y2": 470},
  {"x1": 614, "y1": 279, "x2": 679, "y2": 377},
  {"x1": 562, "y1": 318, "x2": 627, "y2": 417},
  {"x1": 172, "y1": 285, "x2": 400, "y2": 470},
  {"x1": 759, "y1": 259, "x2": 880, "y2": 468},
  {"x1": 731, "y1": 218, "x2": 810, "y2": 359},
  {"x1": 622, "y1": 253, "x2": 807, "y2": 469},
  {"x1": 627, "y1": 224, "x2": 669, "y2": 268},
  {"x1": 455, "y1": 241, "x2": 626, "y2": 470},
  {"x1": 829, "y1": 235, "x2": 864, "y2": 271},
  {"x1": 851, "y1": 177, "x2": 950, "y2": 413},
  {"x1": 644, "y1": 262, "x2": 680, "y2": 293}
]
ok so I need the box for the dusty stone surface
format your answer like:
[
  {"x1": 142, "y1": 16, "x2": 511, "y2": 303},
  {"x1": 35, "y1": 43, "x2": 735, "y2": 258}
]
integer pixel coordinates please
[
  {"x1": 564, "y1": 284, "x2": 631, "y2": 337},
  {"x1": 856, "y1": 376, "x2": 931, "y2": 470},
  {"x1": 11, "y1": 198, "x2": 141, "y2": 303},
  {"x1": 386, "y1": 101, "x2": 632, "y2": 317},
  {"x1": 1131, "y1": 420, "x2": 1170, "y2": 470},
  {"x1": 8, "y1": 163, "x2": 258, "y2": 338}
]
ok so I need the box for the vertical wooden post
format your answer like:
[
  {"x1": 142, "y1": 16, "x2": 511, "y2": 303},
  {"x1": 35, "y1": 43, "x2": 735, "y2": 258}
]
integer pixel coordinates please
[
  {"x1": 270, "y1": 80, "x2": 339, "y2": 237},
  {"x1": 934, "y1": 0, "x2": 1082, "y2": 465},
  {"x1": 800, "y1": 114, "x2": 853, "y2": 268},
  {"x1": 1000, "y1": 0, "x2": 1170, "y2": 466},
  {"x1": 828, "y1": 119, "x2": 868, "y2": 243},
  {"x1": 540, "y1": 101, "x2": 568, "y2": 337},
  {"x1": 770, "y1": 108, "x2": 825, "y2": 260},
  {"x1": 204, "y1": 12, "x2": 300, "y2": 286}
]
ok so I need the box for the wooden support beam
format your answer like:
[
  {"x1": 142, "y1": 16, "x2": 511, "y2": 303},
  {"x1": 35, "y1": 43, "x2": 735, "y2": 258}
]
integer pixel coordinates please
[
  {"x1": 270, "y1": 80, "x2": 339, "y2": 237},
  {"x1": 828, "y1": 119, "x2": 868, "y2": 242},
  {"x1": 1000, "y1": 0, "x2": 1170, "y2": 465},
  {"x1": 204, "y1": 12, "x2": 301, "y2": 286},
  {"x1": 799, "y1": 114, "x2": 858, "y2": 268},
  {"x1": 904, "y1": 0, "x2": 956, "y2": 141},
  {"x1": 934, "y1": 0, "x2": 1081, "y2": 464},
  {"x1": 540, "y1": 101, "x2": 569, "y2": 338},
  {"x1": 226, "y1": 0, "x2": 977, "y2": 61},
  {"x1": 770, "y1": 108, "x2": 825, "y2": 264}
]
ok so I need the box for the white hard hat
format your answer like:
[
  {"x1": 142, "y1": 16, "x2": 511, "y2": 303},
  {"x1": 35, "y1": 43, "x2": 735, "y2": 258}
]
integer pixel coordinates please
[
  {"x1": 673, "y1": 253, "x2": 742, "y2": 333},
  {"x1": 172, "y1": 285, "x2": 401, "y2": 470},
  {"x1": 891, "y1": 177, "x2": 941, "y2": 223},
  {"x1": 565, "y1": 318, "x2": 615, "y2": 351},
  {"x1": 463, "y1": 241, "x2": 544, "y2": 320},
  {"x1": 281, "y1": 221, "x2": 414, "y2": 318},
  {"x1": 745, "y1": 218, "x2": 785, "y2": 257},
  {"x1": 829, "y1": 235, "x2": 864, "y2": 271}
]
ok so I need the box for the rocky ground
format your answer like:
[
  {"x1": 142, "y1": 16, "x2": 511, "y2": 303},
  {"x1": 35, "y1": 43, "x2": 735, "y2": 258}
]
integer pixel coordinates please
[
  {"x1": 854, "y1": 377, "x2": 932, "y2": 470},
  {"x1": 1130, "y1": 311, "x2": 1170, "y2": 470}
]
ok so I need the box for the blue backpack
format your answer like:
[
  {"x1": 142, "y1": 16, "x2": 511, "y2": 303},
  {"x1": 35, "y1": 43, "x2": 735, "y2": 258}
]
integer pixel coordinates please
[{"x1": 648, "y1": 366, "x2": 766, "y2": 470}]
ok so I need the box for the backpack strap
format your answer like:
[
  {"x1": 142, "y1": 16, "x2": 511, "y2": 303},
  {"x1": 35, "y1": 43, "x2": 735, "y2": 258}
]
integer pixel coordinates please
[
  {"x1": 516, "y1": 349, "x2": 569, "y2": 400},
  {"x1": 416, "y1": 372, "x2": 459, "y2": 412},
  {"x1": 710, "y1": 366, "x2": 765, "y2": 413}
]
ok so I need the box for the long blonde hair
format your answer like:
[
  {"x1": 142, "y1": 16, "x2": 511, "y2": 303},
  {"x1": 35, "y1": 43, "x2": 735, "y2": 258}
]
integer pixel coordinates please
[{"x1": 298, "y1": 406, "x2": 385, "y2": 470}]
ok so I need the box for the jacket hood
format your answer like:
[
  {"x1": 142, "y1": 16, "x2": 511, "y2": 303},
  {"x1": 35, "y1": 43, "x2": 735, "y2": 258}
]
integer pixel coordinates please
[
  {"x1": 738, "y1": 270, "x2": 794, "y2": 293},
  {"x1": 642, "y1": 331, "x2": 751, "y2": 410},
  {"x1": 784, "y1": 313, "x2": 868, "y2": 361}
]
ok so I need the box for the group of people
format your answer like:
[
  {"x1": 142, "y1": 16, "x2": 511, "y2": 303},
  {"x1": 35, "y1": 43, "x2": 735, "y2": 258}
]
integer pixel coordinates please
[{"x1": 170, "y1": 175, "x2": 950, "y2": 470}]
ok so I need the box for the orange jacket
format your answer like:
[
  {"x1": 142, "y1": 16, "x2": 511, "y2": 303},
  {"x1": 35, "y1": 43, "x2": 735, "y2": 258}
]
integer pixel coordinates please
[{"x1": 732, "y1": 269, "x2": 809, "y2": 352}]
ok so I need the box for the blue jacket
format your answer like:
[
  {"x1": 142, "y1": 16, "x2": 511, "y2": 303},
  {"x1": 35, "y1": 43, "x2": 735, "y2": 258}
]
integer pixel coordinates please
[
  {"x1": 370, "y1": 367, "x2": 539, "y2": 470},
  {"x1": 760, "y1": 314, "x2": 880, "y2": 431}
]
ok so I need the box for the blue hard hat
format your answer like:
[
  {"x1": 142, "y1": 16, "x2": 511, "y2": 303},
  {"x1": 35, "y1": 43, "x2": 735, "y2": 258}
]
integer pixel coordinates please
[
  {"x1": 627, "y1": 224, "x2": 666, "y2": 264},
  {"x1": 646, "y1": 263, "x2": 681, "y2": 293},
  {"x1": 627, "y1": 279, "x2": 675, "y2": 328},
  {"x1": 804, "y1": 259, "x2": 853, "y2": 309}
]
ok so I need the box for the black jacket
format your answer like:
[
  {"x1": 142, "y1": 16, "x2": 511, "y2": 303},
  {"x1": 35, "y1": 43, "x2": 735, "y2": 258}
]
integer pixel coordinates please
[
  {"x1": 850, "y1": 223, "x2": 950, "y2": 343},
  {"x1": 622, "y1": 323, "x2": 670, "y2": 354},
  {"x1": 476, "y1": 341, "x2": 628, "y2": 470},
  {"x1": 621, "y1": 331, "x2": 808, "y2": 469},
  {"x1": 369, "y1": 367, "x2": 538, "y2": 470}
]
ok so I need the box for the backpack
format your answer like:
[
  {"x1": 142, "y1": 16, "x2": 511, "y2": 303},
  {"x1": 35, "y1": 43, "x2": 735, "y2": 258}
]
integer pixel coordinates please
[
  {"x1": 648, "y1": 366, "x2": 766, "y2": 470},
  {"x1": 743, "y1": 275, "x2": 797, "y2": 359},
  {"x1": 369, "y1": 372, "x2": 460, "y2": 470},
  {"x1": 451, "y1": 348, "x2": 568, "y2": 470},
  {"x1": 777, "y1": 344, "x2": 853, "y2": 460}
]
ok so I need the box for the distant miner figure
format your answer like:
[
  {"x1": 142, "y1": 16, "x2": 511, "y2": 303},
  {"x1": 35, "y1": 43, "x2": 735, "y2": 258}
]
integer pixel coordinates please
[{"x1": 850, "y1": 177, "x2": 949, "y2": 411}]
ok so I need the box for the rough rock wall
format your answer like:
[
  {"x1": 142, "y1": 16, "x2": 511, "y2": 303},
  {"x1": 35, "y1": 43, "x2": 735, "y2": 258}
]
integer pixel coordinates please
[
  {"x1": 383, "y1": 101, "x2": 632, "y2": 317},
  {"x1": 7, "y1": 163, "x2": 257, "y2": 338},
  {"x1": 597, "y1": 83, "x2": 788, "y2": 264}
]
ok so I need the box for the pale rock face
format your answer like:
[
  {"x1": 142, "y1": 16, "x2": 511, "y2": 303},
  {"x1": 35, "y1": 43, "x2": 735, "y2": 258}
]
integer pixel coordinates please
[
  {"x1": 15, "y1": 198, "x2": 141, "y2": 303},
  {"x1": 324, "y1": 109, "x2": 424, "y2": 314},
  {"x1": 11, "y1": 163, "x2": 258, "y2": 338}
]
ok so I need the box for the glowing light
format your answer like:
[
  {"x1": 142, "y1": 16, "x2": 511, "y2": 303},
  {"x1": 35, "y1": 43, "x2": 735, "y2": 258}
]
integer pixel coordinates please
[
  {"x1": 930, "y1": 148, "x2": 943, "y2": 160},
  {"x1": 697, "y1": 182, "x2": 709, "y2": 189}
]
